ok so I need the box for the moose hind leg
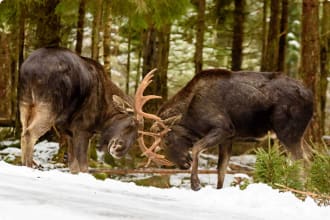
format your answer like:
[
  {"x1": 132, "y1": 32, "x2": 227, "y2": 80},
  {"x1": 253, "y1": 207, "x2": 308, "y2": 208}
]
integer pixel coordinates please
[
  {"x1": 272, "y1": 106, "x2": 311, "y2": 161},
  {"x1": 20, "y1": 103, "x2": 33, "y2": 167},
  {"x1": 20, "y1": 103, "x2": 54, "y2": 167}
]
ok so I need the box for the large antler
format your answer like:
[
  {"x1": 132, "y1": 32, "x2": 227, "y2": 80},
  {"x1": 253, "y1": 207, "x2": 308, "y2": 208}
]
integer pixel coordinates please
[{"x1": 134, "y1": 69, "x2": 173, "y2": 167}]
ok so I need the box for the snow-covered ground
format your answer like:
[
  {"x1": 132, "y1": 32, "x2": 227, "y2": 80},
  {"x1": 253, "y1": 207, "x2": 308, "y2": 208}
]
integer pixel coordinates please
[
  {"x1": 0, "y1": 140, "x2": 329, "y2": 219},
  {"x1": 0, "y1": 161, "x2": 329, "y2": 220}
]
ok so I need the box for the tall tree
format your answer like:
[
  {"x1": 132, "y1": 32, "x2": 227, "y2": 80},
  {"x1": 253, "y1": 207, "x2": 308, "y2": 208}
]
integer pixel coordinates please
[
  {"x1": 194, "y1": 0, "x2": 206, "y2": 74},
  {"x1": 103, "y1": 0, "x2": 112, "y2": 76},
  {"x1": 142, "y1": 24, "x2": 171, "y2": 113},
  {"x1": 17, "y1": 1, "x2": 26, "y2": 68},
  {"x1": 320, "y1": 1, "x2": 330, "y2": 133},
  {"x1": 0, "y1": 32, "x2": 12, "y2": 125},
  {"x1": 32, "y1": 0, "x2": 61, "y2": 48},
  {"x1": 75, "y1": 0, "x2": 86, "y2": 55},
  {"x1": 139, "y1": 0, "x2": 190, "y2": 114},
  {"x1": 126, "y1": 18, "x2": 132, "y2": 94},
  {"x1": 300, "y1": 0, "x2": 321, "y2": 141},
  {"x1": 91, "y1": 0, "x2": 103, "y2": 60},
  {"x1": 260, "y1": 0, "x2": 269, "y2": 71},
  {"x1": 214, "y1": 0, "x2": 232, "y2": 68},
  {"x1": 231, "y1": 0, "x2": 245, "y2": 71},
  {"x1": 277, "y1": 0, "x2": 288, "y2": 72},
  {"x1": 261, "y1": 0, "x2": 280, "y2": 71}
]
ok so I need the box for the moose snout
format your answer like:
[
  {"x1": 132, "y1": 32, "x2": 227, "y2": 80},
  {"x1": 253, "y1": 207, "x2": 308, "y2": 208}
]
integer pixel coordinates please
[{"x1": 107, "y1": 138, "x2": 126, "y2": 158}]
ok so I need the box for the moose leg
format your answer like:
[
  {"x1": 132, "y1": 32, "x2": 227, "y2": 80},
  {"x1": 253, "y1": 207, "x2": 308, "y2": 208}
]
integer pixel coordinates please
[
  {"x1": 217, "y1": 141, "x2": 232, "y2": 189},
  {"x1": 20, "y1": 103, "x2": 33, "y2": 167},
  {"x1": 63, "y1": 134, "x2": 80, "y2": 174},
  {"x1": 272, "y1": 106, "x2": 310, "y2": 161},
  {"x1": 70, "y1": 131, "x2": 92, "y2": 173},
  {"x1": 191, "y1": 142, "x2": 207, "y2": 191},
  {"x1": 20, "y1": 102, "x2": 54, "y2": 167},
  {"x1": 191, "y1": 126, "x2": 233, "y2": 191}
]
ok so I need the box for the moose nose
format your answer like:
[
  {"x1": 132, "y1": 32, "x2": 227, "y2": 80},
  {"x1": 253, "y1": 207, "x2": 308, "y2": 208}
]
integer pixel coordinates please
[{"x1": 107, "y1": 138, "x2": 125, "y2": 158}]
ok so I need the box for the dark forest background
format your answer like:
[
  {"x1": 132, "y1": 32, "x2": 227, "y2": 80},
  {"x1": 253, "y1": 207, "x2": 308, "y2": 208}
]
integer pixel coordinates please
[{"x1": 0, "y1": 0, "x2": 329, "y2": 144}]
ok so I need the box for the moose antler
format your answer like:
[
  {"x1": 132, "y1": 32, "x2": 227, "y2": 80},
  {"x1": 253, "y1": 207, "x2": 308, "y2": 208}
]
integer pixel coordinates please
[{"x1": 135, "y1": 69, "x2": 173, "y2": 167}]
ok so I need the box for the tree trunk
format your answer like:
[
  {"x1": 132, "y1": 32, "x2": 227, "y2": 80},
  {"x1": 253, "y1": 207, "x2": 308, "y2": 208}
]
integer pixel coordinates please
[
  {"x1": 194, "y1": 0, "x2": 205, "y2": 74},
  {"x1": 261, "y1": 0, "x2": 280, "y2": 71},
  {"x1": 14, "y1": 1, "x2": 27, "y2": 129},
  {"x1": 75, "y1": 0, "x2": 86, "y2": 55},
  {"x1": 18, "y1": 1, "x2": 26, "y2": 68},
  {"x1": 126, "y1": 19, "x2": 132, "y2": 94},
  {"x1": 91, "y1": 0, "x2": 103, "y2": 60},
  {"x1": 103, "y1": 0, "x2": 112, "y2": 77},
  {"x1": 260, "y1": 0, "x2": 269, "y2": 71},
  {"x1": 134, "y1": 48, "x2": 142, "y2": 94},
  {"x1": 300, "y1": 0, "x2": 322, "y2": 141},
  {"x1": 320, "y1": 1, "x2": 330, "y2": 134},
  {"x1": 277, "y1": 0, "x2": 288, "y2": 72},
  {"x1": 0, "y1": 33, "x2": 12, "y2": 125},
  {"x1": 231, "y1": 0, "x2": 245, "y2": 71},
  {"x1": 33, "y1": 0, "x2": 61, "y2": 48},
  {"x1": 142, "y1": 24, "x2": 171, "y2": 114}
]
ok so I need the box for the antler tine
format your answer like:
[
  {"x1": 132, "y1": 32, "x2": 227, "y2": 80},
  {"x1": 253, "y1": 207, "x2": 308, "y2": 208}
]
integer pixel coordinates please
[
  {"x1": 135, "y1": 68, "x2": 173, "y2": 167},
  {"x1": 135, "y1": 69, "x2": 163, "y2": 122},
  {"x1": 137, "y1": 134, "x2": 174, "y2": 167}
]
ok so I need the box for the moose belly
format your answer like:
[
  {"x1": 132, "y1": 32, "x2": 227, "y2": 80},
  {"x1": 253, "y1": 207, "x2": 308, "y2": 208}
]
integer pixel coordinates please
[{"x1": 231, "y1": 109, "x2": 272, "y2": 139}]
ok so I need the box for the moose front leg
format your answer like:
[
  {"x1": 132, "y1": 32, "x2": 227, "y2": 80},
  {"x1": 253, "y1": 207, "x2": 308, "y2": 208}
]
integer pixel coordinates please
[
  {"x1": 190, "y1": 126, "x2": 233, "y2": 191},
  {"x1": 69, "y1": 131, "x2": 92, "y2": 173},
  {"x1": 191, "y1": 142, "x2": 206, "y2": 191},
  {"x1": 217, "y1": 142, "x2": 232, "y2": 189}
]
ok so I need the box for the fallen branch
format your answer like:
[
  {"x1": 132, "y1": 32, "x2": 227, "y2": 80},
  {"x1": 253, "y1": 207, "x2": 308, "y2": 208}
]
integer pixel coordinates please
[
  {"x1": 89, "y1": 168, "x2": 253, "y2": 176},
  {"x1": 274, "y1": 183, "x2": 330, "y2": 205}
]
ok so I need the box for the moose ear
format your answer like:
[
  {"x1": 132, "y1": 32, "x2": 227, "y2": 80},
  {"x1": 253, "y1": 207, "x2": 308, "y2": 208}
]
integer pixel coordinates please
[{"x1": 112, "y1": 95, "x2": 134, "y2": 114}]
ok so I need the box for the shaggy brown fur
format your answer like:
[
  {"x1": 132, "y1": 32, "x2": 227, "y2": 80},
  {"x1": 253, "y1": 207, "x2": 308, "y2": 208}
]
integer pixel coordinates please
[
  {"x1": 157, "y1": 69, "x2": 313, "y2": 190},
  {"x1": 19, "y1": 47, "x2": 138, "y2": 173}
]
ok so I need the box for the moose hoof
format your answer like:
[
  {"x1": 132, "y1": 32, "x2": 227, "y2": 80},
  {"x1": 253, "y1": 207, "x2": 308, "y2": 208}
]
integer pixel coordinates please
[
  {"x1": 191, "y1": 182, "x2": 201, "y2": 191},
  {"x1": 180, "y1": 162, "x2": 191, "y2": 170},
  {"x1": 191, "y1": 178, "x2": 202, "y2": 191},
  {"x1": 69, "y1": 159, "x2": 80, "y2": 174}
]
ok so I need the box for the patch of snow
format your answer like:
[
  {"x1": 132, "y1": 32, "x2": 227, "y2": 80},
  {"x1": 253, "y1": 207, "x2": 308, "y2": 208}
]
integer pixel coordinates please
[
  {"x1": 33, "y1": 141, "x2": 59, "y2": 166},
  {"x1": 0, "y1": 161, "x2": 328, "y2": 220},
  {"x1": 288, "y1": 40, "x2": 300, "y2": 49},
  {"x1": 0, "y1": 140, "x2": 19, "y2": 146},
  {"x1": 0, "y1": 147, "x2": 21, "y2": 156}
]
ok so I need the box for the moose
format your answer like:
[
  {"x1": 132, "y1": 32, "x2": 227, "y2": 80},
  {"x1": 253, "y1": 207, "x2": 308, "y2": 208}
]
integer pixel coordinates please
[
  {"x1": 147, "y1": 69, "x2": 313, "y2": 191},
  {"x1": 19, "y1": 47, "x2": 161, "y2": 173}
]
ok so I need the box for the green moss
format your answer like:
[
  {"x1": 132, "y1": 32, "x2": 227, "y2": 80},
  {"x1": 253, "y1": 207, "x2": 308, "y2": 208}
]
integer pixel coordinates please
[
  {"x1": 133, "y1": 175, "x2": 171, "y2": 188},
  {"x1": 93, "y1": 173, "x2": 108, "y2": 180}
]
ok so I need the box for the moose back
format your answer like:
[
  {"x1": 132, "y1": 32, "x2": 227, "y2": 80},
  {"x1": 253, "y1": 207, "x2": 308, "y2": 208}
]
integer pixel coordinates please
[{"x1": 156, "y1": 69, "x2": 313, "y2": 191}]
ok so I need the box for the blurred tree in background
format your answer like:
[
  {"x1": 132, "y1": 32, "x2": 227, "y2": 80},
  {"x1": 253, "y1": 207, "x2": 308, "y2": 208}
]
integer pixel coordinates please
[{"x1": 0, "y1": 0, "x2": 329, "y2": 145}]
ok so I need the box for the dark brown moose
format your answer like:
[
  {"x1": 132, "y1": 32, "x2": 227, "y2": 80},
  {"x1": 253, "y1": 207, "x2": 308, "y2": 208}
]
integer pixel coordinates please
[
  {"x1": 19, "y1": 47, "x2": 164, "y2": 173},
  {"x1": 151, "y1": 69, "x2": 313, "y2": 191}
]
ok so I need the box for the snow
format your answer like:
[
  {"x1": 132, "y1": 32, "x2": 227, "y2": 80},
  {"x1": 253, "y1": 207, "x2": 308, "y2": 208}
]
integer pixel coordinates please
[
  {"x1": 0, "y1": 165, "x2": 329, "y2": 219},
  {"x1": 0, "y1": 141, "x2": 329, "y2": 219}
]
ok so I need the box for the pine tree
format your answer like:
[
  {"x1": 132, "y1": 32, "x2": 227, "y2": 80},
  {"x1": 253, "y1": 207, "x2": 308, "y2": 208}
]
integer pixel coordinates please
[{"x1": 254, "y1": 145, "x2": 303, "y2": 189}]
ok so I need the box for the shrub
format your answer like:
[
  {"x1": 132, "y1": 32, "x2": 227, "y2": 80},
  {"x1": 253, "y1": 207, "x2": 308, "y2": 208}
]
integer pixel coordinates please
[
  {"x1": 307, "y1": 152, "x2": 330, "y2": 195},
  {"x1": 254, "y1": 145, "x2": 303, "y2": 190}
]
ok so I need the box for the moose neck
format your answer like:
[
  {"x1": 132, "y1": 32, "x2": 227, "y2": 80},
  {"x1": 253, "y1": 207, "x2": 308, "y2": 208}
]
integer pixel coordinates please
[{"x1": 97, "y1": 77, "x2": 134, "y2": 128}]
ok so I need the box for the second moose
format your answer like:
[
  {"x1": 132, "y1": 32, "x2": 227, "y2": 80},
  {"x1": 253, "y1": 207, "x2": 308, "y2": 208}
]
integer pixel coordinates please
[{"x1": 149, "y1": 69, "x2": 313, "y2": 191}]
